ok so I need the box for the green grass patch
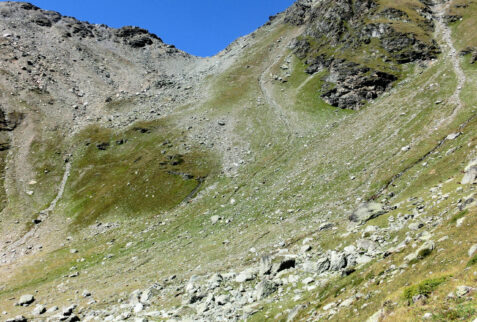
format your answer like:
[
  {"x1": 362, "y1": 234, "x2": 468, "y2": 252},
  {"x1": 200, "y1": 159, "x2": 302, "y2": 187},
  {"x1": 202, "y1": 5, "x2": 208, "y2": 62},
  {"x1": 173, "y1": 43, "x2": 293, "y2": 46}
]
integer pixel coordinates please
[
  {"x1": 64, "y1": 120, "x2": 218, "y2": 229},
  {"x1": 467, "y1": 253, "x2": 477, "y2": 267},
  {"x1": 451, "y1": 209, "x2": 468, "y2": 224},
  {"x1": 402, "y1": 276, "x2": 447, "y2": 303}
]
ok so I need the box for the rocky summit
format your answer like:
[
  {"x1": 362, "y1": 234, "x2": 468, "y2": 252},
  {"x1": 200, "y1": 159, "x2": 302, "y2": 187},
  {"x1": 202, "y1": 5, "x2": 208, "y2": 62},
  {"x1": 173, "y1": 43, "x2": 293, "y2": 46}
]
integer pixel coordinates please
[{"x1": 0, "y1": 0, "x2": 476, "y2": 321}]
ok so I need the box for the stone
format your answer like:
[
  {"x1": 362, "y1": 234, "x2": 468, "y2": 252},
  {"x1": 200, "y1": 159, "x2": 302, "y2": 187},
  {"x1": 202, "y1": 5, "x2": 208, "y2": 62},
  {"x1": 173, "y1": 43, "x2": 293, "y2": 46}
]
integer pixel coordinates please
[
  {"x1": 62, "y1": 304, "x2": 77, "y2": 316},
  {"x1": 18, "y1": 294, "x2": 35, "y2": 306},
  {"x1": 129, "y1": 289, "x2": 142, "y2": 304},
  {"x1": 301, "y1": 245, "x2": 312, "y2": 253},
  {"x1": 468, "y1": 244, "x2": 477, "y2": 257},
  {"x1": 82, "y1": 290, "x2": 91, "y2": 297},
  {"x1": 47, "y1": 306, "x2": 59, "y2": 313},
  {"x1": 215, "y1": 294, "x2": 229, "y2": 305},
  {"x1": 462, "y1": 159, "x2": 477, "y2": 184},
  {"x1": 339, "y1": 296, "x2": 354, "y2": 307},
  {"x1": 349, "y1": 203, "x2": 386, "y2": 224},
  {"x1": 455, "y1": 285, "x2": 472, "y2": 297},
  {"x1": 286, "y1": 305, "x2": 305, "y2": 322},
  {"x1": 329, "y1": 251, "x2": 347, "y2": 271},
  {"x1": 196, "y1": 302, "x2": 209, "y2": 314},
  {"x1": 316, "y1": 257, "x2": 331, "y2": 273},
  {"x1": 456, "y1": 217, "x2": 466, "y2": 227},
  {"x1": 210, "y1": 215, "x2": 221, "y2": 224},
  {"x1": 208, "y1": 273, "x2": 223, "y2": 289},
  {"x1": 70, "y1": 249, "x2": 78, "y2": 254},
  {"x1": 319, "y1": 222, "x2": 333, "y2": 231},
  {"x1": 417, "y1": 241, "x2": 435, "y2": 258},
  {"x1": 133, "y1": 302, "x2": 144, "y2": 313},
  {"x1": 412, "y1": 294, "x2": 427, "y2": 304},
  {"x1": 259, "y1": 255, "x2": 272, "y2": 276},
  {"x1": 272, "y1": 257, "x2": 296, "y2": 274},
  {"x1": 235, "y1": 268, "x2": 256, "y2": 283},
  {"x1": 406, "y1": 241, "x2": 435, "y2": 262},
  {"x1": 5, "y1": 316, "x2": 27, "y2": 322},
  {"x1": 32, "y1": 304, "x2": 46, "y2": 315},
  {"x1": 423, "y1": 312, "x2": 432, "y2": 319},
  {"x1": 409, "y1": 222, "x2": 424, "y2": 230},
  {"x1": 446, "y1": 132, "x2": 461, "y2": 140},
  {"x1": 302, "y1": 277, "x2": 314, "y2": 285},
  {"x1": 357, "y1": 239, "x2": 377, "y2": 252}
]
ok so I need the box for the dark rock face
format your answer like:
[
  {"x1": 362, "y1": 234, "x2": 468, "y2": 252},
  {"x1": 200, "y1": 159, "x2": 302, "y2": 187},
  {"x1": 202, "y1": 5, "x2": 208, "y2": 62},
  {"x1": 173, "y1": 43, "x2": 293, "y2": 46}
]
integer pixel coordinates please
[
  {"x1": 284, "y1": 0, "x2": 313, "y2": 25},
  {"x1": 31, "y1": 13, "x2": 51, "y2": 27},
  {"x1": 0, "y1": 108, "x2": 23, "y2": 151},
  {"x1": 115, "y1": 26, "x2": 162, "y2": 48},
  {"x1": 286, "y1": 0, "x2": 440, "y2": 110},
  {"x1": 321, "y1": 61, "x2": 397, "y2": 110},
  {"x1": 460, "y1": 47, "x2": 477, "y2": 64}
]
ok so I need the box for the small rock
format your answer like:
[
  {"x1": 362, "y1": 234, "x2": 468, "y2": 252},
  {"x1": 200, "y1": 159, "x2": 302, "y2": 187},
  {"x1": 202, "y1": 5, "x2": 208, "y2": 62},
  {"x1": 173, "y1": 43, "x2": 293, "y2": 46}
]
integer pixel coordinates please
[
  {"x1": 5, "y1": 316, "x2": 27, "y2": 322},
  {"x1": 319, "y1": 222, "x2": 333, "y2": 231},
  {"x1": 446, "y1": 132, "x2": 460, "y2": 140},
  {"x1": 32, "y1": 304, "x2": 46, "y2": 316},
  {"x1": 133, "y1": 302, "x2": 144, "y2": 313},
  {"x1": 409, "y1": 222, "x2": 424, "y2": 230},
  {"x1": 301, "y1": 245, "x2": 312, "y2": 253},
  {"x1": 210, "y1": 215, "x2": 221, "y2": 224},
  {"x1": 468, "y1": 244, "x2": 477, "y2": 257},
  {"x1": 456, "y1": 217, "x2": 466, "y2": 227},
  {"x1": 456, "y1": 286, "x2": 472, "y2": 297},
  {"x1": 302, "y1": 277, "x2": 314, "y2": 285}
]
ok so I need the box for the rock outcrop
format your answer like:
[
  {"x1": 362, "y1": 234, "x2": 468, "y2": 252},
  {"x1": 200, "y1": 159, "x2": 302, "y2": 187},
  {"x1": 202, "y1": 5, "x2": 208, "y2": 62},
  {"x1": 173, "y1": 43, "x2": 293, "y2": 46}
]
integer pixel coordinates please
[{"x1": 286, "y1": 0, "x2": 440, "y2": 110}]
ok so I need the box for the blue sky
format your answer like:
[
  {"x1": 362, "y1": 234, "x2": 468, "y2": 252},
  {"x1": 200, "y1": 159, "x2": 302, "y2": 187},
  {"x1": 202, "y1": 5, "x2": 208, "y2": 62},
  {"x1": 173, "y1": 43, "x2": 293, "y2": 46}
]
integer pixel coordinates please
[{"x1": 10, "y1": 0, "x2": 295, "y2": 57}]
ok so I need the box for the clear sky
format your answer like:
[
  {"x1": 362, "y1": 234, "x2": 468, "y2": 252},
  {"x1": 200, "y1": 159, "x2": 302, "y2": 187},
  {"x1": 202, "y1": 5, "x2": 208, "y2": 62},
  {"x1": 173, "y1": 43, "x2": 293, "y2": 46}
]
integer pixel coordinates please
[{"x1": 9, "y1": 0, "x2": 296, "y2": 57}]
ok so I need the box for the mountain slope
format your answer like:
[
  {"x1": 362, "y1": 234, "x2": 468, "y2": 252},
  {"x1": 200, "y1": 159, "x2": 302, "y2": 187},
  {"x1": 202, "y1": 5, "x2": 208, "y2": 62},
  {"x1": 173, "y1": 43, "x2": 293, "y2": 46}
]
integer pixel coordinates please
[{"x1": 0, "y1": 1, "x2": 476, "y2": 321}]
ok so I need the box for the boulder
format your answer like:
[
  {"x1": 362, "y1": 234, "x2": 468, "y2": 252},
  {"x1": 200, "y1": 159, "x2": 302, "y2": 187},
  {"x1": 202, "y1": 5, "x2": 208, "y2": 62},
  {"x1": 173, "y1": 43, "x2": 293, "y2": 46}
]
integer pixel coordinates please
[
  {"x1": 18, "y1": 294, "x2": 35, "y2": 306},
  {"x1": 462, "y1": 159, "x2": 477, "y2": 184},
  {"x1": 468, "y1": 244, "x2": 477, "y2": 257},
  {"x1": 32, "y1": 304, "x2": 46, "y2": 315},
  {"x1": 271, "y1": 257, "x2": 296, "y2": 275},
  {"x1": 329, "y1": 251, "x2": 347, "y2": 271},
  {"x1": 349, "y1": 202, "x2": 386, "y2": 224},
  {"x1": 235, "y1": 268, "x2": 256, "y2": 283},
  {"x1": 255, "y1": 280, "x2": 278, "y2": 300},
  {"x1": 259, "y1": 255, "x2": 272, "y2": 276},
  {"x1": 5, "y1": 316, "x2": 27, "y2": 322}
]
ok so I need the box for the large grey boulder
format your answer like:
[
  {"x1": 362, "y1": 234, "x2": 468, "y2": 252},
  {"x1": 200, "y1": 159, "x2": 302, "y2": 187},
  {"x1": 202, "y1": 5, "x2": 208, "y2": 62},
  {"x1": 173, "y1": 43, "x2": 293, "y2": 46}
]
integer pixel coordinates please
[
  {"x1": 462, "y1": 159, "x2": 477, "y2": 184},
  {"x1": 271, "y1": 257, "x2": 296, "y2": 275},
  {"x1": 235, "y1": 268, "x2": 257, "y2": 283},
  {"x1": 349, "y1": 202, "x2": 386, "y2": 224},
  {"x1": 18, "y1": 294, "x2": 35, "y2": 306},
  {"x1": 255, "y1": 280, "x2": 278, "y2": 300},
  {"x1": 259, "y1": 255, "x2": 272, "y2": 276},
  {"x1": 329, "y1": 251, "x2": 347, "y2": 271}
]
